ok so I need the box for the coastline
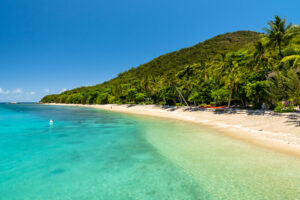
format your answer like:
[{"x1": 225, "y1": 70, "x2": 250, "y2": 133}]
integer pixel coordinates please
[{"x1": 45, "y1": 103, "x2": 300, "y2": 156}]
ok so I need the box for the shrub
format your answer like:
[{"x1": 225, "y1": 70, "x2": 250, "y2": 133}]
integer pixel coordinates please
[
  {"x1": 274, "y1": 102, "x2": 284, "y2": 112},
  {"x1": 210, "y1": 102, "x2": 216, "y2": 106},
  {"x1": 274, "y1": 102, "x2": 295, "y2": 112},
  {"x1": 145, "y1": 101, "x2": 154, "y2": 105},
  {"x1": 286, "y1": 104, "x2": 296, "y2": 112}
]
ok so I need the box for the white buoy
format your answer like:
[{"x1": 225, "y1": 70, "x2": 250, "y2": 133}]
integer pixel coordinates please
[{"x1": 49, "y1": 120, "x2": 53, "y2": 125}]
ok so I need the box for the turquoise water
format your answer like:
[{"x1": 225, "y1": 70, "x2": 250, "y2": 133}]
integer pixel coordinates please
[{"x1": 0, "y1": 104, "x2": 299, "y2": 199}]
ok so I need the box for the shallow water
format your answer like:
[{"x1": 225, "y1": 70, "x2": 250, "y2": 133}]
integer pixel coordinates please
[{"x1": 0, "y1": 104, "x2": 299, "y2": 199}]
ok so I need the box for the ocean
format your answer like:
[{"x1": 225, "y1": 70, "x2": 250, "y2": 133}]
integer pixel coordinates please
[{"x1": 0, "y1": 104, "x2": 299, "y2": 199}]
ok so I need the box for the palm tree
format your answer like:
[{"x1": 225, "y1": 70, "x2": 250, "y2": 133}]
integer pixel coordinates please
[
  {"x1": 223, "y1": 61, "x2": 241, "y2": 107},
  {"x1": 263, "y1": 15, "x2": 299, "y2": 58},
  {"x1": 268, "y1": 69, "x2": 300, "y2": 105},
  {"x1": 281, "y1": 55, "x2": 300, "y2": 69},
  {"x1": 253, "y1": 41, "x2": 269, "y2": 77},
  {"x1": 216, "y1": 53, "x2": 243, "y2": 107}
]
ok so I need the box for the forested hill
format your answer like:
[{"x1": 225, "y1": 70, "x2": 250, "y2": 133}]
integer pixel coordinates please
[
  {"x1": 41, "y1": 31, "x2": 261, "y2": 102},
  {"x1": 41, "y1": 16, "x2": 300, "y2": 111},
  {"x1": 123, "y1": 31, "x2": 261, "y2": 77}
]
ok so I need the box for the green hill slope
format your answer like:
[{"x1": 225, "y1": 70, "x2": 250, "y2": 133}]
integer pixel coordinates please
[
  {"x1": 41, "y1": 16, "x2": 300, "y2": 111},
  {"x1": 41, "y1": 31, "x2": 262, "y2": 104}
]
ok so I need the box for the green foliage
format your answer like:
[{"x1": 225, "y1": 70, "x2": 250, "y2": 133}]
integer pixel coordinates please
[
  {"x1": 144, "y1": 100, "x2": 154, "y2": 105},
  {"x1": 210, "y1": 102, "x2": 216, "y2": 106},
  {"x1": 40, "y1": 16, "x2": 300, "y2": 112},
  {"x1": 96, "y1": 92, "x2": 109, "y2": 104},
  {"x1": 159, "y1": 101, "x2": 166, "y2": 105},
  {"x1": 135, "y1": 93, "x2": 146, "y2": 103},
  {"x1": 211, "y1": 88, "x2": 229, "y2": 105},
  {"x1": 127, "y1": 89, "x2": 137, "y2": 103},
  {"x1": 274, "y1": 102, "x2": 295, "y2": 112},
  {"x1": 274, "y1": 102, "x2": 284, "y2": 112},
  {"x1": 245, "y1": 81, "x2": 268, "y2": 104},
  {"x1": 268, "y1": 69, "x2": 300, "y2": 105},
  {"x1": 263, "y1": 15, "x2": 299, "y2": 57}
]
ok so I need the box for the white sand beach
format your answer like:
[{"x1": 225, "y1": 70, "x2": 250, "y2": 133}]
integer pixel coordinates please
[{"x1": 46, "y1": 103, "x2": 300, "y2": 156}]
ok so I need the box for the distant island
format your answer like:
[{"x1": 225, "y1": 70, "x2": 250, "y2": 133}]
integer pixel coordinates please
[{"x1": 41, "y1": 16, "x2": 300, "y2": 112}]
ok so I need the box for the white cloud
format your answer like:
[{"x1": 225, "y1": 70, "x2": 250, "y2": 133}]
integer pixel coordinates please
[
  {"x1": 60, "y1": 88, "x2": 67, "y2": 93},
  {"x1": 13, "y1": 88, "x2": 23, "y2": 94},
  {"x1": 27, "y1": 91, "x2": 36, "y2": 95},
  {"x1": 0, "y1": 88, "x2": 24, "y2": 95},
  {"x1": 44, "y1": 88, "x2": 50, "y2": 93},
  {"x1": 0, "y1": 88, "x2": 9, "y2": 94}
]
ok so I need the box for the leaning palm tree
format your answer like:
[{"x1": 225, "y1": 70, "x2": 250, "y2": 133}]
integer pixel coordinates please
[
  {"x1": 263, "y1": 15, "x2": 299, "y2": 58},
  {"x1": 281, "y1": 55, "x2": 300, "y2": 69}
]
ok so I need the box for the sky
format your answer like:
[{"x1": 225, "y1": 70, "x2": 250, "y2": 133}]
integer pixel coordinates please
[{"x1": 0, "y1": 0, "x2": 299, "y2": 102}]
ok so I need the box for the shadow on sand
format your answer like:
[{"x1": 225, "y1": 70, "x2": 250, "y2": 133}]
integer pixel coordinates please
[{"x1": 124, "y1": 104, "x2": 300, "y2": 127}]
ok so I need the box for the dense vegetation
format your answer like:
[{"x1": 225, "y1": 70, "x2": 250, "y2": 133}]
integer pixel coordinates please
[{"x1": 41, "y1": 16, "x2": 300, "y2": 111}]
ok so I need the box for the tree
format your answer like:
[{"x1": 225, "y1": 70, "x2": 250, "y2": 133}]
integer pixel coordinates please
[
  {"x1": 268, "y1": 69, "x2": 300, "y2": 105},
  {"x1": 211, "y1": 88, "x2": 229, "y2": 106},
  {"x1": 218, "y1": 52, "x2": 246, "y2": 107},
  {"x1": 135, "y1": 93, "x2": 146, "y2": 103},
  {"x1": 96, "y1": 92, "x2": 109, "y2": 104},
  {"x1": 252, "y1": 41, "x2": 270, "y2": 77},
  {"x1": 39, "y1": 17, "x2": 299, "y2": 112},
  {"x1": 281, "y1": 55, "x2": 300, "y2": 69},
  {"x1": 263, "y1": 15, "x2": 299, "y2": 58},
  {"x1": 127, "y1": 88, "x2": 137, "y2": 103}
]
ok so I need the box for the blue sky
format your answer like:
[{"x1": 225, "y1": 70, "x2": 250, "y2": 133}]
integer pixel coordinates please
[{"x1": 0, "y1": 0, "x2": 299, "y2": 102}]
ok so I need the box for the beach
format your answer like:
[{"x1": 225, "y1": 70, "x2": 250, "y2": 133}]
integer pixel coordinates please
[{"x1": 46, "y1": 103, "x2": 300, "y2": 156}]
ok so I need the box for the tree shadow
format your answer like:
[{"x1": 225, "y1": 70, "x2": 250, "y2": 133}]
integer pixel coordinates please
[
  {"x1": 183, "y1": 106, "x2": 200, "y2": 112},
  {"x1": 284, "y1": 114, "x2": 300, "y2": 127},
  {"x1": 128, "y1": 104, "x2": 300, "y2": 128},
  {"x1": 126, "y1": 104, "x2": 137, "y2": 108},
  {"x1": 162, "y1": 105, "x2": 179, "y2": 111}
]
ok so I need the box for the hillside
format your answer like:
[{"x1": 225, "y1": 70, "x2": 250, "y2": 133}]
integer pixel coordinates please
[
  {"x1": 42, "y1": 31, "x2": 262, "y2": 103},
  {"x1": 41, "y1": 16, "x2": 300, "y2": 111}
]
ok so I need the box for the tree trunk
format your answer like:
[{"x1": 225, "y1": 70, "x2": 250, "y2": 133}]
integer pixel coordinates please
[
  {"x1": 227, "y1": 86, "x2": 233, "y2": 108},
  {"x1": 241, "y1": 98, "x2": 245, "y2": 108},
  {"x1": 178, "y1": 95, "x2": 182, "y2": 104},
  {"x1": 175, "y1": 86, "x2": 189, "y2": 106}
]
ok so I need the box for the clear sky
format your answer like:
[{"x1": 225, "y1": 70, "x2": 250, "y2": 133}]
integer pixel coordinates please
[{"x1": 0, "y1": 0, "x2": 299, "y2": 102}]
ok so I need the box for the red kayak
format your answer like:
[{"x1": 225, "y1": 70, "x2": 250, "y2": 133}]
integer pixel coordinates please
[{"x1": 198, "y1": 105, "x2": 227, "y2": 109}]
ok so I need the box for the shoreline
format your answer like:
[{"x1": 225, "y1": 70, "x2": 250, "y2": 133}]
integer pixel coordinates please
[{"x1": 45, "y1": 103, "x2": 300, "y2": 157}]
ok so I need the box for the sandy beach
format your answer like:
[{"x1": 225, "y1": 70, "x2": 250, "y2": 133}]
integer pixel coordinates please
[{"x1": 46, "y1": 103, "x2": 300, "y2": 156}]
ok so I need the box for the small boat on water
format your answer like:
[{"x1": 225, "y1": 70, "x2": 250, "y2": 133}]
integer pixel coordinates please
[{"x1": 9, "y1": 102, "x2": 18, "y2": 104}]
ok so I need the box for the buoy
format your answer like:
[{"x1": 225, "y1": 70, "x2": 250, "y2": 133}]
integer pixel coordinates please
[{"x1": 49, "y1": 120, "x2": 53, "y2": 125}]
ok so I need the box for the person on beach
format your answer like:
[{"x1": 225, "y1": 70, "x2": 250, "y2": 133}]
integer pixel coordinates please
[{"x1": 262, "y1": 102, "x2": 266, "y2": 115}]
